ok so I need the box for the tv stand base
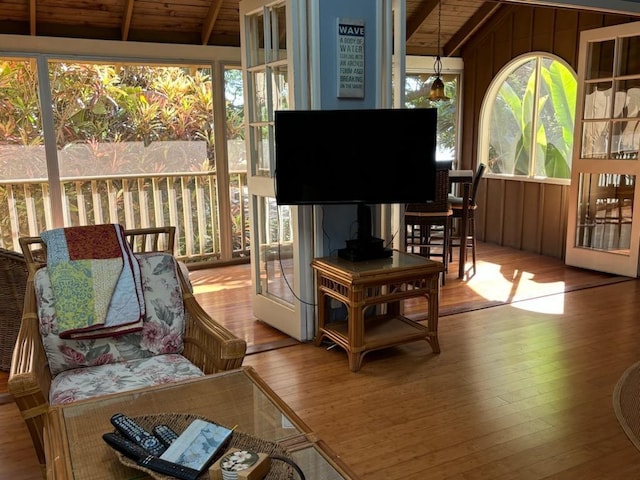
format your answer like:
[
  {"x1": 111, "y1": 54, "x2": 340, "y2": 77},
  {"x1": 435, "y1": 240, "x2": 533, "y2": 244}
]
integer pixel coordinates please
[{"x1": 338, "y1": 237, "x2": 393, "y2": 262}]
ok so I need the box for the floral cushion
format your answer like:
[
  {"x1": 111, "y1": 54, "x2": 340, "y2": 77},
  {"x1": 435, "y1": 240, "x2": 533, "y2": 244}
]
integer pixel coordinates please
[
  {"x1": 49, "y1": 353, "x2": 203, "y2": 404},
  {"x1": 36, "y1": 252, "x2": 187, "y2": 376}
]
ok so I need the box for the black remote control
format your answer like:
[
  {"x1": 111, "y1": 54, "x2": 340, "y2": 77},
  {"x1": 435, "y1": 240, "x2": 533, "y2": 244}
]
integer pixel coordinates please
[
  {"x1": 153, "y1": 424, "x2": 179, "y2": 447},
  {"x1": 102, "y1": 433, "x2": 200, "y2": 480},
  {"x1": 110, "y1": 413, "x2": 166, "y2": 457}
]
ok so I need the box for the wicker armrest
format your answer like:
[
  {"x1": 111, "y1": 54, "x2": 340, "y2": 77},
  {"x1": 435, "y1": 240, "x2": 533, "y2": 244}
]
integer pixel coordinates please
[
  {"x1": 8, "y1": 275, "x2": 52, "y2": 468},
  {"x1": 0, "y1": 248, "x2": 28, "y2": 371},
  {"x1": 177, "y1": 268, "x2": 247, "y2": 374}
]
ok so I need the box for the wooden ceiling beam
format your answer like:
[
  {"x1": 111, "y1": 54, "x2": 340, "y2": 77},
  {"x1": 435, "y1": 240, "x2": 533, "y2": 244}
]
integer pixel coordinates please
[
  {"x1": 406, "y1": 0, "x2": 439, "y2": 41},
  {"x1": 121, "y1": 0, "x2": 135, "y2": 41},
  {"x1": 444, "y1": 2, "x2": 502, "y2": 56},
  {"x1": 29, "y1": 0, "x2": 36, "y2": 35},
  {"x1": 202, "y1": 0, "x2": 224, "y2": 45}
]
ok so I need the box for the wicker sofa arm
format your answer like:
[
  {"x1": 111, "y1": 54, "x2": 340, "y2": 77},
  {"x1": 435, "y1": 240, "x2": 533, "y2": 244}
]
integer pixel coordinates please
[
  {"x1": 178, "y1": 269, "x2": 247, "y2": 374},
  {"x1": 8, "y1": 275, "x2": 52, "y2": 468}
]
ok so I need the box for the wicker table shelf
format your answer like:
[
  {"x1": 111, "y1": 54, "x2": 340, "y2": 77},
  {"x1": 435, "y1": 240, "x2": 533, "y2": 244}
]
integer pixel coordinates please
[{"x1": 312, "y1": 251, "x2": 444, "y2": 372}]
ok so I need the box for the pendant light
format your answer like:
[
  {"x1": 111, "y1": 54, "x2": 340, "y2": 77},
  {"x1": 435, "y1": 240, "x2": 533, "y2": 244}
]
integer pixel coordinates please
[{"x1": 428, "y1": 0, "x2": 450, "y2": 103}]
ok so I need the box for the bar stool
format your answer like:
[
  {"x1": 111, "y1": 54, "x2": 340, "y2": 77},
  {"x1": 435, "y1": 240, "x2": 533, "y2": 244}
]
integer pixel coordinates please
[
  {"x1": 404, "y1": 168, "x2": 451, "y2": 285},
  {"x1": 449, "y1": 163, "x2": 486, "y2": 274}
]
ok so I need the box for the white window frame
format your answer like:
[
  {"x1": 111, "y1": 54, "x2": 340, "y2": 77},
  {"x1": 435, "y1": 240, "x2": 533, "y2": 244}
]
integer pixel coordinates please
[
  {"x1": 0, "y1": 34, "x2": 244, "y2": 259},
  {"x1": 478, "y1": 52, "x2": 577, "y2": 186}
]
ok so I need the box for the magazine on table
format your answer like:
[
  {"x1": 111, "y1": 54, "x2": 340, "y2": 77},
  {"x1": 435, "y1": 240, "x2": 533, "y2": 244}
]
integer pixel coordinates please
[{"x1": 160, "y1": 419, "x2": 235, "y2": 471}]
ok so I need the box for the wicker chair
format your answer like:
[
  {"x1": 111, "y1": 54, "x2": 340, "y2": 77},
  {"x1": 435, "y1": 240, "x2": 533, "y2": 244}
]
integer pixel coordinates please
[
  {"x1": 9, "y1": 226, "x2": 247, "y2": 473},
  {"x1": 0, "y1": 248, "x2": 28, "y2": 372}
]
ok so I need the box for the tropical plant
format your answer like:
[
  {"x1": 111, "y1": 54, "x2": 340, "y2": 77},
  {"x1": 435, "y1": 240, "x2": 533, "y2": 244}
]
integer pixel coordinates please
[
  {"x1": 493, "y1": 57, "x2": 576, "y2": 179},
  {"x1": 0, "y1": 60, "x2": 247, "y2": 254},
  {"x1": 404, "y1": 74, "x2": 458, "y2": 158}
]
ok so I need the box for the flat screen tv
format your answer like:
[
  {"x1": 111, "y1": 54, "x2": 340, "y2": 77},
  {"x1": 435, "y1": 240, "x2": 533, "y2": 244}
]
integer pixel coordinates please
[{"x1": 274, "y1": 108, "x2": 438, "y2": 261}]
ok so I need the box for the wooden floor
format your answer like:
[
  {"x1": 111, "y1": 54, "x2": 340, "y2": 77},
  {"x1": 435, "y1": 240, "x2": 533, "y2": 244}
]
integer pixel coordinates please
[
  {"x1": 2, "y1": 243, "x2": 640, "y2": 478},
  {"x1": 187, "y1": 242, "x2": 631, "y2": 352}
]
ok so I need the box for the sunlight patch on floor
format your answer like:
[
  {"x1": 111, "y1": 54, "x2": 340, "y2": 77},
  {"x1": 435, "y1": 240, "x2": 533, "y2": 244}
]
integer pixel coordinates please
[
  {"x1": 512, "y1": 294, "x2": 566, "y2": 314},
  {"x1": 193, "y1": 284, "x2": 229, "y2": 294},
  {"x1": 191, "y1": 278, "x2": 252, "y2": 294},
  {"x1": 192, "y1": 281, "x2": 251, "y2": 294},
  {"x1": 466, "y1": 260, "x2": 566, "y2": 314}
]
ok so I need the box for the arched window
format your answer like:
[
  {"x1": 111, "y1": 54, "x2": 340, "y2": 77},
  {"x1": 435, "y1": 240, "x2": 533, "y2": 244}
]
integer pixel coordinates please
[{"x1": 479, "y1": 53, "x2": 577, "y2": 181}]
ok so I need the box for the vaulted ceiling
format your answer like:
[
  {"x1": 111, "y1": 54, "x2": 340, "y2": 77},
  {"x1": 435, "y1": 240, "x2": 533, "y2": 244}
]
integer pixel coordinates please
[{"x1": 0, "y1": 0, "x2": 639, "y2": 57}]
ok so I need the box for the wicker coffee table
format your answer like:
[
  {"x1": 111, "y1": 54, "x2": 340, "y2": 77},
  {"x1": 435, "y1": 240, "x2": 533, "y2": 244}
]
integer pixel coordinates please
[{"x1": 44, "y1": 366, "x2": 357, "y2": 479}]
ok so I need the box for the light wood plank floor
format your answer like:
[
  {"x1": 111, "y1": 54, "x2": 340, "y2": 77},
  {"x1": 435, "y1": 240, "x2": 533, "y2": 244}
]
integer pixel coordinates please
[
  {"x1": 187, "y1": 242, "x2": 630, "y2": 352},
  {"x1": 2, "y1": 243, "x2": 640, "y2": 478}
]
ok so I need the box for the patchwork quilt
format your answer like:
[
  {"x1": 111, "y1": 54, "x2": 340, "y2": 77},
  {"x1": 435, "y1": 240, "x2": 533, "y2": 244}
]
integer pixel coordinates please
[{"x1": 41, "y1": 224, "x2": 144, "y2": 339}]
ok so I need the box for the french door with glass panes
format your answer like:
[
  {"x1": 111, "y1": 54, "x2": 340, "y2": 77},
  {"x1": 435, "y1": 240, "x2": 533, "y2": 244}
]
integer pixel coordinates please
[
  {"x1": 566, "y1": 21, "x2": 640, "y2": 277},
  {"x1": 239, "y1": 0, "x2": 315, "y2": 340}
]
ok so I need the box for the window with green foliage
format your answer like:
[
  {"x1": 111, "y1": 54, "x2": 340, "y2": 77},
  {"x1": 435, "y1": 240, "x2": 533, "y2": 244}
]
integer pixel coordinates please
[
  {"x1": 482, "y1": 54, "x2": 577, "y2": 180},
  {"x1": 0, "y1": 56, "x2": 248, "y2": 260},
  {"x1": 405, "y1": 73, "x2": 459, "y2": 166}
]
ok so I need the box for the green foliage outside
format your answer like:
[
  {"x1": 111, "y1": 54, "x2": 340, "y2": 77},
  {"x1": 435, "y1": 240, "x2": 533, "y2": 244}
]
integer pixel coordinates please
[
  {"x1": 0, "y1": 60, "x2": 248, "y2": 255},
  {"x1": 404, "y1": 74, "x2": 458, "y2": 161},
  {"x1": 490, "y1": 58, "x2": 576, "y2": 179},
  {"x1": 1, "y1": 61, "x2": 245, "y2": 170}
]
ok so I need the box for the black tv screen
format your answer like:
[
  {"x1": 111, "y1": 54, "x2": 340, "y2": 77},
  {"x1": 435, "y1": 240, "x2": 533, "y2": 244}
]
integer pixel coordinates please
[{"x1": 274, "y1": 108, "x2": 437, "y2": 206}]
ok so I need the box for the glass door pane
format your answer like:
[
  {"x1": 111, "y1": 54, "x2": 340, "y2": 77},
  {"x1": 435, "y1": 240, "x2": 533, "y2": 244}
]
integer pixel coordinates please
[
  {"x1": 574, "y1": 173, "x2": 634, "y2": 252},
  {"x1": 241, "y1": 0, "x2": 305, "y2": 340},
  {"x1": 256, "y1": 196, "x2": 294, "y2": 304},
  {"x1": 566, "y1": 21, "x2": 640, "y2": 277}
]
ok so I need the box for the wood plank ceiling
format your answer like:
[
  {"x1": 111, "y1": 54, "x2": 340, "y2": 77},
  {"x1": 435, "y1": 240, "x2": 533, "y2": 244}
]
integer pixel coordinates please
[
  {"x1": 0, "y1": 1, "x2": 638, "y2": 57},
  {"x1": 0, "y1": 0, "x2": 243, "y2": 48}
]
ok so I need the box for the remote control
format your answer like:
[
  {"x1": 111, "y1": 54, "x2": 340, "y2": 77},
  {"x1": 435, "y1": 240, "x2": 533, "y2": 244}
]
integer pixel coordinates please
[
  {"x1": 102, "y1": 433, "x2": 200, "y2": 480},
  {"x1": 153, "y1": 424, "x2": 179, "y2": 447},
  {"x1": 110, "y1": 413, "x2": 166, "y2": 457}
]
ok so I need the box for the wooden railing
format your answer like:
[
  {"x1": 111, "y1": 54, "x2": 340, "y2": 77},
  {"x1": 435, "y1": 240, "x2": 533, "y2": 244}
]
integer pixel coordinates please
[{"x1": 0, "y1": 171, "x2": 253, "y2": 263}]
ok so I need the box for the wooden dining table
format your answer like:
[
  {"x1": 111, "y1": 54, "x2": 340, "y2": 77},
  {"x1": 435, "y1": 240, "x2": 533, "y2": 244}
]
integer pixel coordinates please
[{"x1": 449, "y1": 169, "x2": 474, "y2": 278}]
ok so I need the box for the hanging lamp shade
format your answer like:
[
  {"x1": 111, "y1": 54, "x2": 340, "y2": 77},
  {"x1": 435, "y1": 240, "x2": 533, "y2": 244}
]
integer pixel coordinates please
[
  {"x1": 428, "y1": 75, "x2": 447, "y2": 101},
  {"x1": 428, "y1": 59, "x2": 449, "y2": 102},
  {"x1": 429, "y1": 1, "x2": 450, "y2": 103}
]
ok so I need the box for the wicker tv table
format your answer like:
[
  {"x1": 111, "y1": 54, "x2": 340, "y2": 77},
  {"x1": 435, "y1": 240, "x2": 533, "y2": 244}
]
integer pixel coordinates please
[
  {"x1": 44, "y1": 366, "x2": 358, "y2": 480},
  {"x1": 312, "y1": 251, "x2": 444, "y2": 372}
]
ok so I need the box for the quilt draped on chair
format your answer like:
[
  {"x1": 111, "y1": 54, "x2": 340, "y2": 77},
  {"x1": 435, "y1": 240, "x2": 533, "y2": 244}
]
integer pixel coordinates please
[{"x1": 41, "y1": 224, "x2": 145, "y2": 339}]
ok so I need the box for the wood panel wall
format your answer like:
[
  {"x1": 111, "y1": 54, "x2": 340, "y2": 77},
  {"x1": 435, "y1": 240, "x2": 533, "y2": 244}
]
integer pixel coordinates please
[{"x1": 459, "y1": 4, "x2": 634, "y2": 259}]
